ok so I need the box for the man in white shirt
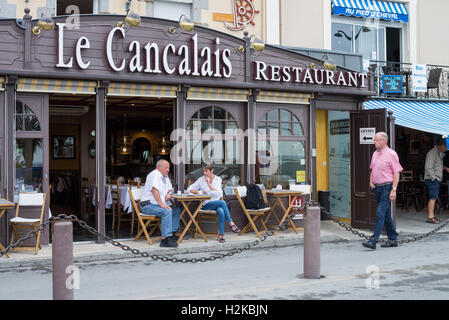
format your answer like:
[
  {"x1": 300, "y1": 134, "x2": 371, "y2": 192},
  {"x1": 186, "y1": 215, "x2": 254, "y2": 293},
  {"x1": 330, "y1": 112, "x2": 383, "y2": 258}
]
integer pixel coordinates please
[
  {"x1": 141, "y1": 159, "x2": 180, "y2": 248},
  {"x1": 187, "y1": 163, "x2": 241, "y2": 243}
]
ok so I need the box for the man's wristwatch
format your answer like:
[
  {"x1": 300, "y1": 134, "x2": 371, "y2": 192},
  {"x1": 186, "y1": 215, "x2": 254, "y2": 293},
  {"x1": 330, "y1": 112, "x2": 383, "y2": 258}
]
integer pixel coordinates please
[{"x1": 392, "y1": 187, "x2": 397, "y2": 191}]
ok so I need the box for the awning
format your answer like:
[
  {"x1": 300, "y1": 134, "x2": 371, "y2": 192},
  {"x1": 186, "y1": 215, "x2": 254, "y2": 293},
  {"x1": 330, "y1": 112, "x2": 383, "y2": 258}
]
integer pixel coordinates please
[
  {"x1": 108, "y1": 82, "x2": 177, "y2": 98},
  {"x1": 18, "y1": 78, "x2": 97, "y2": 94},
  {"x1": 187, "y1": 87, "x2": 249, "y2": 101},
  {"x1": 332, "y1": 0, "x2": 408, "y2": 23},
  {"x1": 363, "y1": 99, "x2": 449, "y2": 136},
  {"x1": 256, "y1": 91, "x2": 313, "y2": 104}
]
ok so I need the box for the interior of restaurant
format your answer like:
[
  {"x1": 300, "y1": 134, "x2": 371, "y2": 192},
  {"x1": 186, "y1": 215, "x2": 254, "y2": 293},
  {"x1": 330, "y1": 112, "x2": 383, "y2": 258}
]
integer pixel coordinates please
[
  {"x1": 47, "y1": 92, "x2": 175, "y2": 241},
  {"x1": 394, "y1": 125, "x2": 449, "y2": 215}
]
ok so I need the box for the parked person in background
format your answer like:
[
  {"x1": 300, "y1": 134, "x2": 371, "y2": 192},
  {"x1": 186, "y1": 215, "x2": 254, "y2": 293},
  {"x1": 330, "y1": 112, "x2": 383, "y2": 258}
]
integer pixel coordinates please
[
  {"x1": 140, "y1": 159, "x2": 181, "y2": 248},
  {"x1": 363, "y1": 132, "x2": 402, "y2": 250},
  {"x1": 424, "y1": 138, "x2": 448, "y2": 223},
  {"x1": 187, "y1": 163, "x2": 241, "y2": 243}
]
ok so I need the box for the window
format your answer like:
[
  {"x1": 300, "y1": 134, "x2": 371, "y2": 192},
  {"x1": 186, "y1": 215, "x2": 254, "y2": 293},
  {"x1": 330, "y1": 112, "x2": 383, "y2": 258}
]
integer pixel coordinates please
[
  {"x1": 15, "y1": 101, "x2": 41, "y2": 132},
  {"x1": 153, "y1": 1, "x2": 192, "y2": 21},
  {"x1": 332, "y1": 21, "x2": 387, "y2": 62},
  {"x1": 57, "y1": 0, "x2": 93, "y2": 16},
  {"x1": 256, "y1": 108, "x2": 306, "y2": 189},
  {"x1": 185, "y1": 106, "x2": 241, "y2": 188}
]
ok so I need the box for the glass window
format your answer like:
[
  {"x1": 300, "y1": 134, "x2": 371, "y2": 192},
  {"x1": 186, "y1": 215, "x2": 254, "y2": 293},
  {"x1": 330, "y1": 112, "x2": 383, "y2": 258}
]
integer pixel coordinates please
[
  {"x1": 332, "y1": 22, "x2": 353, "y2": 53},
  {"x1": 256, "y1": 108, "x2": 306, "y2": 189},
  {"x1": 15, "y1": 101, "x2": 41, "y2": 132},
  {"x1": 185, "y1": 106, "x2": 241, "y2": 188},
  {"x1": 15, "y1": 138, "x2": 44, "y2": 196}
]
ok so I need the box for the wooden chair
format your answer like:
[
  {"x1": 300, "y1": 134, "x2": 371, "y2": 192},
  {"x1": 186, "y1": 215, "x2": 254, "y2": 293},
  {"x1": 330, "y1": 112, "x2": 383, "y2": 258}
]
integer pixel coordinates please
[
  {"x1": 128, "y1": 188, "x2": 161, "y2": 245},
  {"x1": 10, "y1": 193, "x2": 47, "y2": 255},
  {"x1": 80, "y1": 177, "x2": 93, "y2": 221},
  {"x1": 109, "y1": 179, "x2": 121, "y2": 231},
  {"x1": 233, "y1": 186, "x2": 271, "y2": 238},
  {"x1": 117, "y1": 180, "x2": 141, "y2": 234}
]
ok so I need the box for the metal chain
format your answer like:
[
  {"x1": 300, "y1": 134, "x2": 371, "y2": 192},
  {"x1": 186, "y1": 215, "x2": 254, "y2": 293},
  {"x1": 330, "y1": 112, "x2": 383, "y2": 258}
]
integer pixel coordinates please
[
  {"x1": 318, "y1": 203, "x2": 449, "y2": 244},
  {"x1": 4, "y1": 201, "x2": 447, "y2": 260},
  {"x1": 0, "y1": 202, "x2": 311, "y2": 262}
]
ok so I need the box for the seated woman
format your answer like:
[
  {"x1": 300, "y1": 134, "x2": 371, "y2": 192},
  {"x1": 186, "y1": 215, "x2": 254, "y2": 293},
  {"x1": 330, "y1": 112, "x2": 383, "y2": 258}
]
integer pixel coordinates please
[{"x1": 187, "y1": 163, "x2": 241, "y2": 243}]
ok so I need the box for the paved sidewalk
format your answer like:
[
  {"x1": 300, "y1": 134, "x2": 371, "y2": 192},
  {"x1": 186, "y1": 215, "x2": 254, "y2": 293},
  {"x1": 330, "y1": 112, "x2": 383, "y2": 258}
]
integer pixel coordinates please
[{"x1": 1, "y1": 210, "x2": 448, "y2": 269}]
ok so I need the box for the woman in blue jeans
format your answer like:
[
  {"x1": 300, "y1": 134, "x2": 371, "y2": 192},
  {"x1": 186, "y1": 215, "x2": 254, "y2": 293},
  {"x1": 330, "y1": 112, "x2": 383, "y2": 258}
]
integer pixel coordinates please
[{"x1": 187, "y1": 163, "x2": 241, "y2": 243}]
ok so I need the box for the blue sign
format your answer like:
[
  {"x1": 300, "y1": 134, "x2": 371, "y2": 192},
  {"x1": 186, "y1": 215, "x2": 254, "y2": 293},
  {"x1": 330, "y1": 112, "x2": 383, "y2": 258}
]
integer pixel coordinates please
[
  {"x1": 382, "y1": 75, "x2": 403, "y2": 94},
  {"x1": 332, "y1": 0, "x2": 409, "y2": 23}
]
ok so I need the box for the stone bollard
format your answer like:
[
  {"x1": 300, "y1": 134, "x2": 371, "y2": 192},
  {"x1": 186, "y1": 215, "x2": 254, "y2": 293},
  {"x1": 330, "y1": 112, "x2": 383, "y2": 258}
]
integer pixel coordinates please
[
  {"x1": 303, "y1": 205, "x2": 321, "y2": 279},
  {"x1": 52, "y1": 221, "x2": 74, "y2": 300}
]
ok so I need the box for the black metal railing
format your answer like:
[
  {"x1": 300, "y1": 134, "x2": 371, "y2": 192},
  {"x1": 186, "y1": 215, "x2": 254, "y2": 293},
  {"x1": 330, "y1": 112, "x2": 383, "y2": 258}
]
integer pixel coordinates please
[{"x1": 369, "y1": 60, "x2": 449, "y2": 100}]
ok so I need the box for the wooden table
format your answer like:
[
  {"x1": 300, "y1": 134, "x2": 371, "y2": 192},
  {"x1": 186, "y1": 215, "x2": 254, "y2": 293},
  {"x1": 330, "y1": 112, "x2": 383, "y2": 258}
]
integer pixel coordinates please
[
  {"x1": 0, "y1": 199, "x2": 15, "y2": 258},
  {"x1": 264, "y1": 190, "x2": 304, "y2": 235},
  {"x1": 173, "y1": 194, "x2": 211, "y2": 244}
]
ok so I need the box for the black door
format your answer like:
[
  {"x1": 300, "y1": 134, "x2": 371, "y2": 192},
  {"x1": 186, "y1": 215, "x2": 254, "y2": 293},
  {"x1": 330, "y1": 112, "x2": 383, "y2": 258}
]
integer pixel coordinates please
[{"x1": 350, "y1": 108, "x2": 387, "y2": 229}]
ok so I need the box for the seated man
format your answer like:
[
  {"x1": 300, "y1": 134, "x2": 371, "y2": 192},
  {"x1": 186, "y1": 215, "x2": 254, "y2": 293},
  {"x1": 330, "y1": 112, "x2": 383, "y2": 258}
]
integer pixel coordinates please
[{"x1": 140, "y1": 159, "x2": 181, "y2": 248}]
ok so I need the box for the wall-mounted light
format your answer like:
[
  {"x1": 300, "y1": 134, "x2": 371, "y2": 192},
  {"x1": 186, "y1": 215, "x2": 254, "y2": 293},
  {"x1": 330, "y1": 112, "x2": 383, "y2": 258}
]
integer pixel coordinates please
[
  {"x1": 168, "y1": 14, "x2": 194, "y2": 34},
  {"x1": 32, "y1": 16, "x2": 55, "y2": 35},
  {"x1": 237, "y1": 34, "x2": 265, "y2": 53},
  {"x1": 117, "y1": 0, "x2": 141, "y2": 28}
]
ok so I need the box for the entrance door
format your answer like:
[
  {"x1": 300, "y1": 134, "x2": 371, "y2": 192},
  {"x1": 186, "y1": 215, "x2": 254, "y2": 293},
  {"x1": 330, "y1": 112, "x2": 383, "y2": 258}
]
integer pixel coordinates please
[
  {"x1": 350, "y1": 108, "x2": 387, "y2": 229},
  {"x1": 15, "y1": 94, "x2": 50, "y2": 243}
]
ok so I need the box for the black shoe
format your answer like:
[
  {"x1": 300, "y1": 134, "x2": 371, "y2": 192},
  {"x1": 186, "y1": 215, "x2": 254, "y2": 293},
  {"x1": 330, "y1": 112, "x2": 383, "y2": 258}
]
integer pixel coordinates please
[
  {"x1": 362, "y1": 240, "x2": 376, "y2": 250},
  {"x1": 160, "y1": 238, "x2": 178, "y2": 248},
  {"x1": 169, "y1": 234, "x2": 179, "y2": 241},
  {"x1": 381, "y1": 240, "x2": 398, "y2": 248}
]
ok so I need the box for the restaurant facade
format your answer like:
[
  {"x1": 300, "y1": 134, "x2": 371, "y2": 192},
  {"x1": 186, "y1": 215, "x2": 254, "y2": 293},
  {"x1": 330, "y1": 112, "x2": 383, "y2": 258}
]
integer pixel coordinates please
[{"x1": 0, "y1": 10, "x2": 376, "y2": 245}]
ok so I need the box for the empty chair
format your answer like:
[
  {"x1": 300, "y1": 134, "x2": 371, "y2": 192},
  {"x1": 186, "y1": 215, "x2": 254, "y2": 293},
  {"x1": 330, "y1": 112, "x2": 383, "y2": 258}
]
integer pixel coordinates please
[
  {"x1": 427, "y1": 68, "x2": 442, "y2": 98},
  {"x1": 10, "y1": 193, "x2": 47, "y2": 255},
  {"x1": 233, "y1": 186, "x2": 271, "y2": 238}
]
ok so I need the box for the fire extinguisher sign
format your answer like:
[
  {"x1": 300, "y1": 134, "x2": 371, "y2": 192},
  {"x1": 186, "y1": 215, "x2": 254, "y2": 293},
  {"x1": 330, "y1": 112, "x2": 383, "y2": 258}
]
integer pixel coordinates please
[{"x1": 289, "y1": 195, "x2": 304, "y2": 220}]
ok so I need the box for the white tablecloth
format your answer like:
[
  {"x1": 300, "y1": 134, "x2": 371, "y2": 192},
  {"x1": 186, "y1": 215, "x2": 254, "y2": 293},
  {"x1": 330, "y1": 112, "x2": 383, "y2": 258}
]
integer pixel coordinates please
[{"x1": 92, "y1": 184, "x2": 143, "y2": 214}]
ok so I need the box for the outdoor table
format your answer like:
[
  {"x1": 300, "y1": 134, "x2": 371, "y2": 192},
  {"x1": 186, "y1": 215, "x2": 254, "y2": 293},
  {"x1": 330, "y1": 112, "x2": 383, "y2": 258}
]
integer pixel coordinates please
[
  {"x1": 173, "y1": 194, "x2": 211, "y2": 244},
  {"x1": 0, "y1": 199, "x2": 15, "y2": 258},
  {"x1": 264, "y1": 190, "x2": 304, "y2": 235}
]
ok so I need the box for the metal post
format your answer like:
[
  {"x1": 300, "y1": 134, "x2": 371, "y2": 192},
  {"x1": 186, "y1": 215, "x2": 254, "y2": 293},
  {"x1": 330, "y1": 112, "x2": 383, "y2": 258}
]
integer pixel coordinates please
[
  {"x1": 303, "y1": 205, "x2": 321, "y2": 279},
  {"x1": 52, "y1": 221, "x2": 74, "y2": 300}
]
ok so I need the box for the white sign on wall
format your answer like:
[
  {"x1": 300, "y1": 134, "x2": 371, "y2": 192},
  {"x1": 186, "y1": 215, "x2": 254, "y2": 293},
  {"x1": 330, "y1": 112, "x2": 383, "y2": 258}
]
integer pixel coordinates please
[
  {"x1": 360, "y1": 128, "x2": 376, "y2": 144},
  {"x1": 412, "y1": 64, "x2": 427, "y2": 93}
]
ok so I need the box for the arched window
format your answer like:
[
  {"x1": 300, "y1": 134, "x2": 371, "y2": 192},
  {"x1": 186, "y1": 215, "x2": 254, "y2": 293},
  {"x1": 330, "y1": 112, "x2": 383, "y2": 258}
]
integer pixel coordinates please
[
  {"x1": 185, "y1": 106, "x2": 241, "y2": 188},
  {"x1": 15, "y1": 100, "x2": 41, "y2": 132},
  {"x1": 132, "y1": 137, "x2": 152, "y2": 163},
  {"x1": 256, "y1": 108, "x2": 306, "y2": 189}
]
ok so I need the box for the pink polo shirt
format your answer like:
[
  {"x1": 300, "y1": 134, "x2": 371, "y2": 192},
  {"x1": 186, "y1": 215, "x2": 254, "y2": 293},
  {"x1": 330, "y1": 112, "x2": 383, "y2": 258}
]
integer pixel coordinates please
[{"x1": 370, "y1": 146, "x2": 403, "y2": 184}]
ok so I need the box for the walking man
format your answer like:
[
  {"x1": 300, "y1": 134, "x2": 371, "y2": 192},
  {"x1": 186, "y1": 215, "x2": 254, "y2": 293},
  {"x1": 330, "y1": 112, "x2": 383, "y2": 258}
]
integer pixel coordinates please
[
  {"x1": 363, "y1": 132, "x2": 403, "y2": 250},
  {"x1": 424, "y1": 138, "x2": 448, "y2": 223}
]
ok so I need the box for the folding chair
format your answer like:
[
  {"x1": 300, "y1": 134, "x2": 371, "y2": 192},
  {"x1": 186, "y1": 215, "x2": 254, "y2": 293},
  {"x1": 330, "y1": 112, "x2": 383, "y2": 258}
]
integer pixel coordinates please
[
  {"x1": 233, "y1": 186, "x2": 271, "y2": 238},
  {"x1": 10, "y1": 192, "x2": 47, "y2": 255},
  {"x1": 117, "y1": 180, "x2": 141, "y2": 234},
  {"x1": 109, "y1": 179, "x2": 122, "y2": 231},
  {"x1": 128, "y1": 188, "x2": 161, "y2": 246}
]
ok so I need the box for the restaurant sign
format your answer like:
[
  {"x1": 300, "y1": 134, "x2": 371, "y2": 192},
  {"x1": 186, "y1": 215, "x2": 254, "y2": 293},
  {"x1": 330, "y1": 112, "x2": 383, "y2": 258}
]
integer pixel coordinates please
[{"x1": 55, "y1": 23, "x2": 232, "y2": 78}]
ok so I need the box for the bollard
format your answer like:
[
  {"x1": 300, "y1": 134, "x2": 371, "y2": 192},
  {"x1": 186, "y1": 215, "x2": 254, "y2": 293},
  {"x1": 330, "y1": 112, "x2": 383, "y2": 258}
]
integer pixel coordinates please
[
  {"x1": 52, "y1": 221, "x2": 74, "y2": 300},
  {"x1": 303, "y1": 205, "x2": 321, "y2": 279}
]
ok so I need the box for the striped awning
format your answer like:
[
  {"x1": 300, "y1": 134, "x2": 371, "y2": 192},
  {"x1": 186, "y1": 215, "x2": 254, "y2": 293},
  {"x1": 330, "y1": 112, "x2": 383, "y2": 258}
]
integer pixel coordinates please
[
  {"x1": 256, "y1": 91, "x2": 313, "y2": 104},
  {"x1": 363, "y1": 99, "x2": 449, "y2": 136},
  {"x1": 332, "y1": 0, "x2": 408, "y2": 23},
  {"x1": 108, "y1": 82, "x2": 177, "y2": 98},
  {"x1": 187, "y1": 87, "x2": 249, "y2": 101},
  {"x1": 17, "y1": 78, "x2": 96, "y2": 94}
]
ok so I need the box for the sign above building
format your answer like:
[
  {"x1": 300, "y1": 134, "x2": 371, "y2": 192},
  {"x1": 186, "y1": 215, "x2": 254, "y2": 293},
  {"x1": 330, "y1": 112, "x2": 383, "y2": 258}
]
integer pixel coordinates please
[{"x1": 332, "y1": 0, "x2": 409, "y2": 23}]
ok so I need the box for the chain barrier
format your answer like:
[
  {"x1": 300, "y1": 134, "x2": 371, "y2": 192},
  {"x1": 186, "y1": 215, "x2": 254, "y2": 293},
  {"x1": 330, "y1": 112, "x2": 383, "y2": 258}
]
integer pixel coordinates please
[
  {"x1": 317, "y1": 201, "x2": 449, "y2": 244},
  {"x1": 0, "y1": 201, "x2": 311, "y2": 262},
  {"x1": 2, "y1": 201, "x2": 449, "y2": 260}
]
